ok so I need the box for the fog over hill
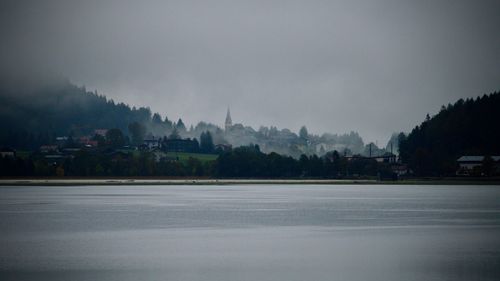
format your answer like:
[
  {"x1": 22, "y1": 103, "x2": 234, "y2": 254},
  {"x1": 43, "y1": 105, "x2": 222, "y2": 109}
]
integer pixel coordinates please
[
  {"x1": 1, "y1": 0, "x2": 499, "y2": 144},
  {"x1": 0, "y1": 78, "x2": 384, "y2": 158}
]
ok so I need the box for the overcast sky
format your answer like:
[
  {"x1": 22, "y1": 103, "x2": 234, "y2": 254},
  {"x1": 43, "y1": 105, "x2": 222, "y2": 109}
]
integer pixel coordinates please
[{"x1": 1, "y1": 0, "x2": 499, "y2": 144}]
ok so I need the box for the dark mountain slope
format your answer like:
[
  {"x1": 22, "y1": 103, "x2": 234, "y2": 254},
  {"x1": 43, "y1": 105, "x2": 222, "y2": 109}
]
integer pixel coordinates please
[
  {"x1": 399, "y1": 91, "x2": 500, "y2": 175},
  {"x1": 0, "y1": 78, "x2": 154, "y2": 148}
]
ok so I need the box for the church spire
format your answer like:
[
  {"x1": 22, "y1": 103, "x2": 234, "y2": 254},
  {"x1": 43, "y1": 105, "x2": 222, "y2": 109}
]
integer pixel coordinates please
[{"x1": 225, "y1": 107, "x2": 232, "y2": 131}]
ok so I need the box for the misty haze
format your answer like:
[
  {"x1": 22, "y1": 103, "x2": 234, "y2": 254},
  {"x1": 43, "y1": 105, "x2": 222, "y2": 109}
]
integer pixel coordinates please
[{"x1": 1, "y1": 0, "x2": 500, "y2": 281}]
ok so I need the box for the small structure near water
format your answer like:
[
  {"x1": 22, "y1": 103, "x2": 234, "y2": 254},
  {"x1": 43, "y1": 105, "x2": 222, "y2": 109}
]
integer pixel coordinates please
[{"x1": 456, "y1": 156, "x2": 500, "y2": 176}]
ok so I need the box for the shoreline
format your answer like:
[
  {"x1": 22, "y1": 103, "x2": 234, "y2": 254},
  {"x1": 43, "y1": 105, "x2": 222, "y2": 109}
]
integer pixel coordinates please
[{"x1": 1, "y1": 178, "x2": 499, "y2": 186}]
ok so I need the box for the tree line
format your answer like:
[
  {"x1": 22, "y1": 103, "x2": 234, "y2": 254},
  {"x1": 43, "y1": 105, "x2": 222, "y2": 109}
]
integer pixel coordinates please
[
  {"x1": 399, "y1": 91, "x2": 500, "y2": 176},
  {"x1": 1, "y1": 144, "x2": 394, "y2": 178}
]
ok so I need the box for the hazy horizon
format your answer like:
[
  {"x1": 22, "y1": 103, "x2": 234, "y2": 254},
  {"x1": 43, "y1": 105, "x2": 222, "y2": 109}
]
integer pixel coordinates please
[{"x1": 1, "y1": 0, "x2": 499, "y2": 144}]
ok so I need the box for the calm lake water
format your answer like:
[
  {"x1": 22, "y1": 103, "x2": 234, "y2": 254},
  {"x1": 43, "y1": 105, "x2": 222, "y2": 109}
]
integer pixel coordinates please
[{"x1": 0, "y1": 184, "x2": 499, "y2": 281}]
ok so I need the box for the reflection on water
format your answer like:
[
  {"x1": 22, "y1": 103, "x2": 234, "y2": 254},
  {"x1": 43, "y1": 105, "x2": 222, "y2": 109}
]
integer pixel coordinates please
[{"x1": 0, "y1": 185, "x2": 499, "y2": 281}]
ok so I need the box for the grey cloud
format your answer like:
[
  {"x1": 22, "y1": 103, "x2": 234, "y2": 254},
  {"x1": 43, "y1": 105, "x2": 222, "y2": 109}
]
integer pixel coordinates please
[{"x1": 1, "y1": 0, "x2": 499, "y2": 143}]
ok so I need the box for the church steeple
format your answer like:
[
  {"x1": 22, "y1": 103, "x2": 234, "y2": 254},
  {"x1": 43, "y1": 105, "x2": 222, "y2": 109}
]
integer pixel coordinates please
[{"x1": 225, "y1": 107, "x2": 232, "y2": 131}]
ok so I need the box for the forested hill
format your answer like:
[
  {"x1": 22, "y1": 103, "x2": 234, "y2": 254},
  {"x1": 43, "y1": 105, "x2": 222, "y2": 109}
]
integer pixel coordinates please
[
  {"x1": 399, "y1": 91, "x2": 500, "y2": 176},
  {"x1": 0, "y1": 78, "x2": 161, "y2": 147},
  {"x1": 0, "y1": 78, "x2": 371, "y2": 156}
]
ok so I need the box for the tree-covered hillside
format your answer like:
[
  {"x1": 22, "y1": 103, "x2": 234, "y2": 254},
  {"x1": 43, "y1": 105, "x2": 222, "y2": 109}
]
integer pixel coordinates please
[
  {"x1": 399, "y1": 91, "x2": 500, "y2": 176},
  {"x1": 0, "y1": 78, "x2": 157, "y2": 147},
  {"x1": 0, "y1": 78, "x2": 370, "y2": 156}
]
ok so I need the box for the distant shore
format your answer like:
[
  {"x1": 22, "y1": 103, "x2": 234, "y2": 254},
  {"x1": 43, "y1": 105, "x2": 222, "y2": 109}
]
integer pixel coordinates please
[{"x1": 1, "y1": 178, "x2": 500, "y2": 186}]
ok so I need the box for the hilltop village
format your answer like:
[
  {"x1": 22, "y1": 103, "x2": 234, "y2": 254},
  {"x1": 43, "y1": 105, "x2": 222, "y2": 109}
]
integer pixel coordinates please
[{"x1": 1, "y1": 79, "x2": 499, "y2": 178}]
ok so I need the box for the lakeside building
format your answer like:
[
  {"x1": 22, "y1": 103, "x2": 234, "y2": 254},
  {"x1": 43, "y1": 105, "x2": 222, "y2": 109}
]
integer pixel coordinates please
[
  {"x1": 55, "y1": 136, "x2": 68, "y2": 146},
  {"x1": 0, "y1": 147, "x2": 16, "y2": 158},
  {"x1": 456, "y1": 156, "x2": 500, "y2": 176},
  {"x1": 77, "y1": 136, "x2": 99, "y2": 147},
  {"x1": 39, "y1": 145, "x2": 59, "y2": 153},
  {"x1": 94, "y1": 129, "x2": 108, "y2": 137},
  {"x1": 215, "y1": 143, "x2": 232, "y2": 152},
  {"x1": 141, "y1": 137, "x2": 160, "y2": 150},
  {"x1": 345, "y1": 153, "x2": 397, "y2": 164}
]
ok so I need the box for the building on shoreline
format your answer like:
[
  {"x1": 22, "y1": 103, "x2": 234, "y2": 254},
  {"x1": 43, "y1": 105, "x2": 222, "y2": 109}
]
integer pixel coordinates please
[{"x1": 456, "y1": 156, "x2": 500, "y2": 176}]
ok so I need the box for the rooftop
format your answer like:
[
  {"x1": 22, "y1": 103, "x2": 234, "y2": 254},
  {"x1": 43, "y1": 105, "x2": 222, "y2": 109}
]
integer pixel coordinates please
[{"x1": 457, "y1": 156, "x2": 500, "y2": 162}]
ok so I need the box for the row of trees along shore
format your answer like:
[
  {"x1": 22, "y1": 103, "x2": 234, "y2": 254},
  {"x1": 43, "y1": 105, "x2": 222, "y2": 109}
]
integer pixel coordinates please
[{"x1": 0, "y1": 145, "x2": 393, "y2": 178}]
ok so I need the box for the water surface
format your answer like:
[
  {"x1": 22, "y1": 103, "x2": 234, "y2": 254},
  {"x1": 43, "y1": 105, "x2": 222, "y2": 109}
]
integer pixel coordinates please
[{"x1": 0, "y1": 184, "x2": 499, "y2": 281}]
